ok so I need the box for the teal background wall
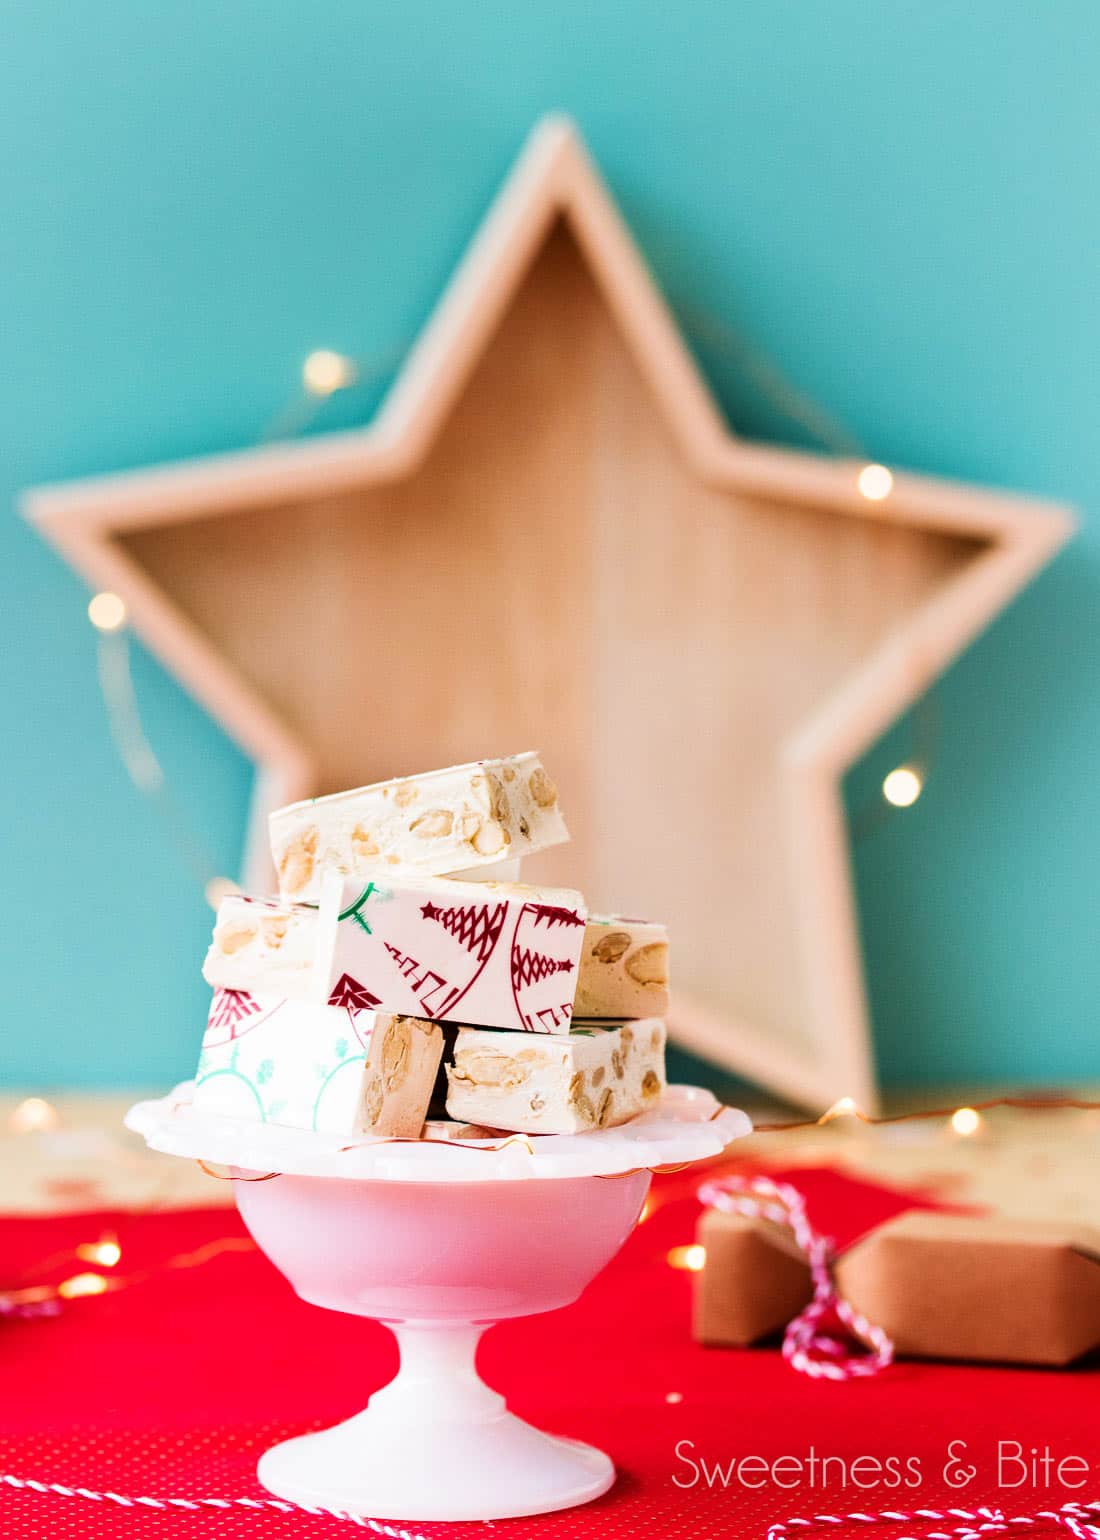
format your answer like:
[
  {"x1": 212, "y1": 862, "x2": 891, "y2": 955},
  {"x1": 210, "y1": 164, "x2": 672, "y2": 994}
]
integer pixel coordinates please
[{"x1": 1, "y1": 2, "x2": 1095, "y2": 1091}]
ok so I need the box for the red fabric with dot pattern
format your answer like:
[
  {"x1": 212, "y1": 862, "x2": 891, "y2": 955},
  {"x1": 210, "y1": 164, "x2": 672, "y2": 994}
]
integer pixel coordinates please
[{"x1": 1, "y1": 1164, "x2": 1096, "y2": 1539}]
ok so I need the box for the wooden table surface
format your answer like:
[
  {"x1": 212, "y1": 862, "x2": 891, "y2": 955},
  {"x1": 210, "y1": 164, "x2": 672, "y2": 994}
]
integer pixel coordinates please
[{"x1": 2, "y1": 1087, "x2": 1097, "y2": 1222}]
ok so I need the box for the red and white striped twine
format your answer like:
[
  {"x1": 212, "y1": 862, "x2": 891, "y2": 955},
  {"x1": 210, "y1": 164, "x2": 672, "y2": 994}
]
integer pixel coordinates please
[
  {"x1": 697, "y1": 1174, "x2": 894, "y2": 1381},
  {"x1": 0, "y1": 1473, "x2": 430, "y2": 1539},
  {"x1": 768, "y1": 1500, "x2": 1100, "y2": 1540},
  {"x1": 5, "y1": 1474, "x2": 1100, "y2": 1540}
]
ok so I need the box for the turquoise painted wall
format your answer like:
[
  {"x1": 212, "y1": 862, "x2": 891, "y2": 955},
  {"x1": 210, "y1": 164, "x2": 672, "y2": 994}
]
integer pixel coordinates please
[{"x1": 2, "y1": 2, "x2": 1095, "y2": 1090}]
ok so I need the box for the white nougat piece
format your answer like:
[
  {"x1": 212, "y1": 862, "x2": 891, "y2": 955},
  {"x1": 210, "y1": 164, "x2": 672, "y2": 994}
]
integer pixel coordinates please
[
  {"x1": 446, "y1": 1019, "x2": 666, "y2": 1135},
  {"x1": 192, "y1": 989, "x2": 441, "y2": 1140},
  {"x1": 270, "y1": 752, "x2": 568, "y2": 902},
  {"x1": 572, "y1": 916, "x2": 670, "y2": 1019},
  {"x1": 192, "y1": 988, "x2": 380, "y2": 1136},
  {"x1": 202, "y1": 871, "x2": 588, "y2": 1034},
  {"x1": 203, "y1": 896, "x2": 317, "y2": 997}
]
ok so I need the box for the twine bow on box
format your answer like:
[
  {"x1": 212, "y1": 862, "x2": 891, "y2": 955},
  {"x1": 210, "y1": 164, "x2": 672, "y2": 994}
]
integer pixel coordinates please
[{"x1": 697, "y1": 1174, "x2": 894, "y2": 1381}]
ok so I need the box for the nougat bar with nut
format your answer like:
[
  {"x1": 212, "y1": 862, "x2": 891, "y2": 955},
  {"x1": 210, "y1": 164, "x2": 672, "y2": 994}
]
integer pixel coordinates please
[
  {"x1": 359, "y1": 1013, "x2": 445, "y2": 1138},
  {"x1": 445, "y1": 1019, "x2": 666, "y2": 1135},
  {"x1": 203, "y1": 871, "x2": 588, "y2": 1033},
  {"x1": 270, "y1": 752, "x2": 569, "y2": 902},
  {"x1": 571, "y1": 917, "x2": 669, "y2": 1018}
]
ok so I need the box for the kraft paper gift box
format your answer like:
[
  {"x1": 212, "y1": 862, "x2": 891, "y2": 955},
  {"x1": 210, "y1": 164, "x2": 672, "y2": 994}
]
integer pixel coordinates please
[
  {"x1": 693, "y1": 1208, "x2": 813, "y2": 1346},
  {"x1": 270, "y1": 752, "x2": 568, "y2": 902},
  {"x1": 693, "y1": 1206, "x2": 1100, "y2": 1366},
  {"x1": 193, "y1": 988, "x2": 442, "y2": 1139},
  {"x1": 204, "y1": 872, "x2": 589, "y2": 1034},
  {"x1": 833, "y1": 1213, "x2": 1100, "y2": 1366}
]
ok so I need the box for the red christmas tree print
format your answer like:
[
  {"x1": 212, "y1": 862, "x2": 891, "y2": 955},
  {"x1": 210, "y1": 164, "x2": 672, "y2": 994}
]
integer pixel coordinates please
[
  {"x1": 204, "y1": 988, "x2": 262, "y2": 1045},
  {"x1": 528, "y1": 904, "x2": 586, "y2": 930},
  {"x1": 510, "y1": 950, "x2": 575, "y2": 990},
  {"x1": 328, "y1": 974, "x2": 382, "y2": 1018},
  {"x1": 507, "y1": 901, "x2": 585, "y2": 1030},
  {"x1": 420, "y1": 899, "x2": 508, "y2": 964}
]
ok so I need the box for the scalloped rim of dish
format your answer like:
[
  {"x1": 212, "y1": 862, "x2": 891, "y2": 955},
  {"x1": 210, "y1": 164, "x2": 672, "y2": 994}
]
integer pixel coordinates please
[{"x1": 125, "y1": 1083, "x2": 751, "y2": 1183}]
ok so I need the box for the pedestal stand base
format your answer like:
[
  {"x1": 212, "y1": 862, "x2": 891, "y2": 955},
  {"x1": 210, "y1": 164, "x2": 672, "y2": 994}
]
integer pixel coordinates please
[
  {"x1": 256, "y1": 1323, "x2": 615, "y2": 1522},
  {"x1": 126, "y1": 1086, "x2": 751, "y2": 1521}
]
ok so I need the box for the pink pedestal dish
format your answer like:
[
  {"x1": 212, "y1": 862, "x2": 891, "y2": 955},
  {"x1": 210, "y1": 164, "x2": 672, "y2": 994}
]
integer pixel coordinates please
[{"x1": 127, "y1": 1084, "x2": 750, "y2": 1522}]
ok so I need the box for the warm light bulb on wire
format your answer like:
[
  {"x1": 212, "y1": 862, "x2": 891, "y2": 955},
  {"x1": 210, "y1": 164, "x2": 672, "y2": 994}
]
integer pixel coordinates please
[
  {"x1": 858, "y1": 463, "x2": 894, "y2": 501},
  {"x1": 87, "y1": 592, "x2": 128, "y2": 633},
  {"x1": 76, "y1": 1236, "x2": 121, "y2": 1268},
  {"x1": 57, "y1": 1273, "x2": 109, "y2": 1300},
  {"x1": 951, "y1": 1106, "x2": 982, "y2": 1137},
  {"x1": 302, "y1": 349, "x2": 357, "y2": 397},
  {"x1": 818, "y1": 1095, "x2": 863, "y2": 1124},
  {"x1": 9, "y1": 1097, "x2": 58, "y2": 1133},
  {"x1": 666, "y1": 1244, "x2": 706, "y2": 1272},
  {"x1": 882, "y1": 765, "x2": 923, "y2": 808}
]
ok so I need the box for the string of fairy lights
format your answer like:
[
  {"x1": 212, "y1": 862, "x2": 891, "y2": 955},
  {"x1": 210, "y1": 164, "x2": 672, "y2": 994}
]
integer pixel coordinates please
[
  {"x1": 82, "y1": 339, "x2": 926, "y2": 913},
  {"x1": 6, "y1": 1085, "x2": 1093, "y2": 1312}
]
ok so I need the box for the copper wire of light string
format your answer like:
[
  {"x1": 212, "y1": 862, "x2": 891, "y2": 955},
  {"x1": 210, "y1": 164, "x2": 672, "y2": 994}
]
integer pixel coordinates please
[
  {"x1": 4, "y1": 1236, "x2": 257, "y2": 1311},
  {"x1": 752, "y1": 1092, "x2": 1100, "y2": 1135},
  {"x1": 96, "y1": 630, "x2": 222, "y2": 892},
  {"x1": 337, "y1": 1133, "x2": 537, "y2": 1156},
  {"x1": 195, "y1": 1161, "x2": 281, "y2": 1183}
]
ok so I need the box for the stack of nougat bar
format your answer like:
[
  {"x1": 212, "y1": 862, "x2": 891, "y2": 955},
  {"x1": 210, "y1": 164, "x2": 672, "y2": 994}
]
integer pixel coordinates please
[{"x1": 193, "y1": 752, "x2": 670, "y2": 1140}]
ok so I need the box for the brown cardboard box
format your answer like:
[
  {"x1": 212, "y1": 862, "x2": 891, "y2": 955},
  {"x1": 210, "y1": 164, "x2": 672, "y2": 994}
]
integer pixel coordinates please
[
  {"x1": 694, "y1": 1208, "x2": 1100, "y2": 1366},
  {"x1": 835, "y1": 1212, "x2": 1100, "y2": 1366},
  {"x1": 693, "y1": 1207, "x2": 812, "y2": 1346}
]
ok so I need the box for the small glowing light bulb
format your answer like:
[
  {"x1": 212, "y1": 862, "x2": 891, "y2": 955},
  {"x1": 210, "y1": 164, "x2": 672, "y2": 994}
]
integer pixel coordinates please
[
  {"x1": 58, "y1": 1272, "x2": 109, "y2": 1300},
  {"x1": 882, "y1": 766, "x2": 923, "y2": 808},
  {"x1": 951, "y1": 1106, "x2": 982, "y2": 1137},
  {"x1": 666, "y1": 1391, "x2": 684, "y2": 1404},
  {"x1": 10, "y1": 1097, "x2": 58, "y2": 1133},
  {"x1": 666, "y1": 1244, "x2": 706, "y2": 1272},
  {"x1": 302, "y1": 349, "x2": 356, "y2": 397},
  {"x1": 819, "y1": 1095, "x2": 862, "y2": 1124},
  {"x1": 205, "y1": 876, "x2": 240, "y2": 910},
  {"x1": 858, "y1": 463, "x2": 894, "y2": 501},
  {"x1": 76, "y1": 1237, "x2": 121, "y2": 1268},
  {"x1": 87, "y1": 592, "x2": 128, "y2": 632}
]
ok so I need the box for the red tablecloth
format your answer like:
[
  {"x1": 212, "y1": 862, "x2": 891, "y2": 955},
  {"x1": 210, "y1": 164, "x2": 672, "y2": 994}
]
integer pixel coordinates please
[{"x1": 2, "y1": 1163, "x2": 1097, "y2": 1539}]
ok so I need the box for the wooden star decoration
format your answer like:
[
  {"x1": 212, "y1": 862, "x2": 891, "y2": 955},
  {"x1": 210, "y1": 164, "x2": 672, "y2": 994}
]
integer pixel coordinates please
[{"x1": 22, "y1": 117, "x2": 1072, "y2": 1110}]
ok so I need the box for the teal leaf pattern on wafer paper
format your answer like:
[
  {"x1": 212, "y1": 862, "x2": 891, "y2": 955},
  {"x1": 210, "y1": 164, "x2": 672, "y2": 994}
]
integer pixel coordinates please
[
  {"x1": 194, "y1": 1066, "x2": 267, "y2": 1120},
  {"x1": 311, "y1": 1053, "x2": 366, "y2": 1131},
  {"x1": 338, "y1": 881, "x2": 392, "y2": 934}
]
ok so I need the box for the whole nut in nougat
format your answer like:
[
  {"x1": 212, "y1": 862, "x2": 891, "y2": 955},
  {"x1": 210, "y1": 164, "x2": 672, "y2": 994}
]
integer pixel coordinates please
[
  {"x1": 571, "y1": 917, "x2": 670, "y2": 1019},
  {"x1": 269, "y1": 752, "x2": 569, "y2": 902},
  {"x1": 446, "y1": 1018, "x2": 667, "y2": 1135}
]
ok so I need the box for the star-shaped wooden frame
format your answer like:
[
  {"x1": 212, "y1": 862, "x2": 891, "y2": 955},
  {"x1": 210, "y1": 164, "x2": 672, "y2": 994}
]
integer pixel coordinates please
[{"x1": 22, "y1": 118, "x2": 1072, "y2": 1110}]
